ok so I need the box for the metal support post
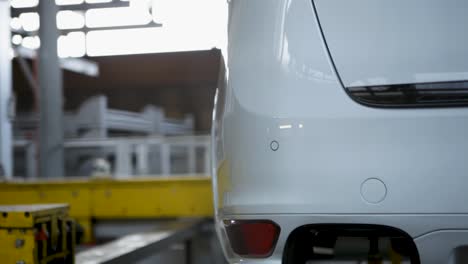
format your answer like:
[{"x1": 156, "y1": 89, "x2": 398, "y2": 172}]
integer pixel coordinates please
[
  {"x1": 0, "y1": 0, "x2": 13, "y2": 178},
  {"x1": 115, "y1": 142, "x2": 131, "y2": 177},
  {"x1": 25, "y1": 143, "x2": 37, "y2": 179},
  {"x1": 203, "y1": 143, "x2": 210, "y2": 175},
  {"x1": 135, "y1": 143, "x2": 148, "y2": 175},
  {"x1": 187, "y1": 145, "x2": 196, "y2": 174},
  {"x1": 161, "y1": 144, "x2": 171, "y2": 175},
  {"x1": 185, "y1": 239, "x2": 193, "y2": 264},
  {"x1": 38, "y1": 0, "x2": 65, "y2": 178}
]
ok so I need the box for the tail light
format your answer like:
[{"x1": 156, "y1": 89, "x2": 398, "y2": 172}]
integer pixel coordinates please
[{"x1": 223, "y1": 219, "x2": 281, "y2": 258}]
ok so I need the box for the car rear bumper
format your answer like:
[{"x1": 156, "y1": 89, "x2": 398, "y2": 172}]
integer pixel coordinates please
[{"x1": 218, "y1": 213, "x2": 468, "y2": 264}]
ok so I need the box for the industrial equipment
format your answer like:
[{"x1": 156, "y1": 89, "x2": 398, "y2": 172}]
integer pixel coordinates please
[
  {"x1": 0, "y1": 177, "x2": 213, "y2": 244},
  {"x1": 0, "y1": 204, "x2": 75, "y2": 264},
  {"x1": 14, "y1": 95, "x2": 194, "y2": 139},
  {"x1": 13, "y1": 96, "x2": 199, "y2": 178},
  {"x1": 212, "y1": 0, "x2": 468, "y2": 263},
  {"x1": 13, "y1": 135, "x2": 210, "y2": 178}
]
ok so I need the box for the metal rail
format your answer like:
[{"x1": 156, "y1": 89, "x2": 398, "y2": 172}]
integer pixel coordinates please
[
  {"x1": 15, "y1": 95, "x2": 194, "y2": 140},
  {"x1": 14, "y1": 135, "x2": 210, "y2": 178},
  {"x1": 75, "y1": 219, "x2": 210, "y2": 264}
]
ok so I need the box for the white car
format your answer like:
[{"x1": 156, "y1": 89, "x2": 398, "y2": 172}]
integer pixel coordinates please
[{"x1": 211, "y1": 0, "x2": 468, "y2": 263}]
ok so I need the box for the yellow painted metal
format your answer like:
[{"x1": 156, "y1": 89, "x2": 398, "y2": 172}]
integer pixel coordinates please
[
  {"x1": 0, "y1": 181, "x2": 92, "y2": 219},
  {"x1": 0, "y1": 177, "x2": 214, "y2": 242},
  {"x1": 0, "y1": 204, "x2": 68, "y2": 228},
  {"x1": 0, "y1": 204, "x2": 74, "y2": 264},
  {"x1": 75, "y1": 218, "x2": 93, "y2": 244},
  {"x1": 91, "y1": 177, "x2": 213, "y2": 218},
  {"x1": 0, "y1": 228, "x2": 36, "y2": 264}
]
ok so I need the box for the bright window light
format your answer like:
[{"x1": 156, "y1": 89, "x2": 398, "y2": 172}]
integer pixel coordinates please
[
  {"x1": 87, "y1": 26, "x2": 216, "y2": 56},
  {"x1": 87, "y1": 28, "x2": 165, "y2": 56},
  {"x1": 19, "y1": 12, "x2": 40, "y2": 32},
  {"x1": 10, "y1": 17, "x2": 22, "y2": 31},
  {"x1": 11, "y1": 0, "x2": 38, "y2": 8},
  {"x1": 13, "y1": 0, "x2": 227, "y2": 57},
  {"x1": 58, "y1": 32, "x2": 86, "y2": 58},
  {"x1": 22, "y1": 36, "x2": 40, "y2": 50},
  {"x1": 87, "y1": 0, "x2": 227, "y2": 56},
  {"x1": 129, "y1": 0, "x2": 151, "y2": 9},
  {"x1": 57, "y1": 10, "x2": 85, "y2": 29},
  {"x1": 85, "y1": 0, "x2": 112, "y2": 3},
  {"x1": 12, "y1": 35, "x2": 23, "y2": 46},
  {"x1": 85, "y1": 7, "x2": 152, "y2": 28},
  {"x1": 56, "y1": 0, "x2": 84, "y2": 5}
]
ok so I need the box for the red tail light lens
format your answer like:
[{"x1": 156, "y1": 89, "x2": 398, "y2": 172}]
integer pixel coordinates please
[{"x1": 223, "y1": 219, "x2": 281, "y2": 258}]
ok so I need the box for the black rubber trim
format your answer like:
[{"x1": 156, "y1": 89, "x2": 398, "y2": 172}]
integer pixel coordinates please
[{"x1": 348, "y1": 80, "x2": 468, "y2": 108}]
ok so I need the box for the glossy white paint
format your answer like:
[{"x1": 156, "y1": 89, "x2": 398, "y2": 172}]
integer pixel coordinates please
[
  {"x1": 315, "y1": 0, "x2": 468, "y2": 87},
  {"x1": 212, "y1": 0, "x2": 468, "y2": 263}
]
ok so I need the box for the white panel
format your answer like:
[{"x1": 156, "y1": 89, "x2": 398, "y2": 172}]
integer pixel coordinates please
[{"x1": 314, "y1": 0, "x2": 468, "y2": 87}]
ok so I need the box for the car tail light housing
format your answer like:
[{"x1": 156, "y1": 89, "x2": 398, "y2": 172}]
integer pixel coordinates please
[{"x1": 223, "y1": 219, "x2": 281, "y2": 258}]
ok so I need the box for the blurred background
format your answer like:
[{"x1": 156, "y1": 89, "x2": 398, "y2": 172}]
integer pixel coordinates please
[{"x1": 0, "y1": 0, "x2": 227, "y2": 263}]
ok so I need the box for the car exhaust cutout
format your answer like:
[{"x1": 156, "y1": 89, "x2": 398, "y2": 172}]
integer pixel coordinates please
[{"x1": 223, "y1": 219, "x2": 281, "y2": 258}]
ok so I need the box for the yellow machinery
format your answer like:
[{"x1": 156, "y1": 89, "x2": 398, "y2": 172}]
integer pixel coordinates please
[
  {"x1": 0, "y1": 177, "x2": 214, "y2": 243},
  {"x1": 0, "y1": 204, "x2": 75, "y2": 264}
]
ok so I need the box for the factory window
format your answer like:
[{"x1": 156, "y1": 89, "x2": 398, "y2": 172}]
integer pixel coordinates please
[
  {"x1": 58, "y1": 32, "x2": 86, "y2": 58},
  {"x1": 22, "y1": 36, "x2": 40, "y2": 49},
  {"x1": 56, "y1": 0, "x2": 84, "y2": 5},
  {"x1": 346, "y1": 81, "x2": 468, "y2": 107},
  {"x1": 85, "y1": 0, "x2": 226, "y2": 56},
  {"x1": 11, "y1": 0, "x2": 38, "y2": 8},
  {"x1": 18, "y1": 12, "x2": 40, "y2": 32},
  {"x1": 57, "y1": 11, "x2": 85, "y2": 30},
  {"x1": 85, "y1": 6, "x2": 152, "y2": 28},
  {"x1": 10, "y1": 0, "x2": 227, "y2": 57}
]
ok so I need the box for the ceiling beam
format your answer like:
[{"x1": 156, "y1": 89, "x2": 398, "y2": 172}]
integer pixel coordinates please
[{"x1": 14, "y1": 46, "x2": 99, "y2": 77}]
